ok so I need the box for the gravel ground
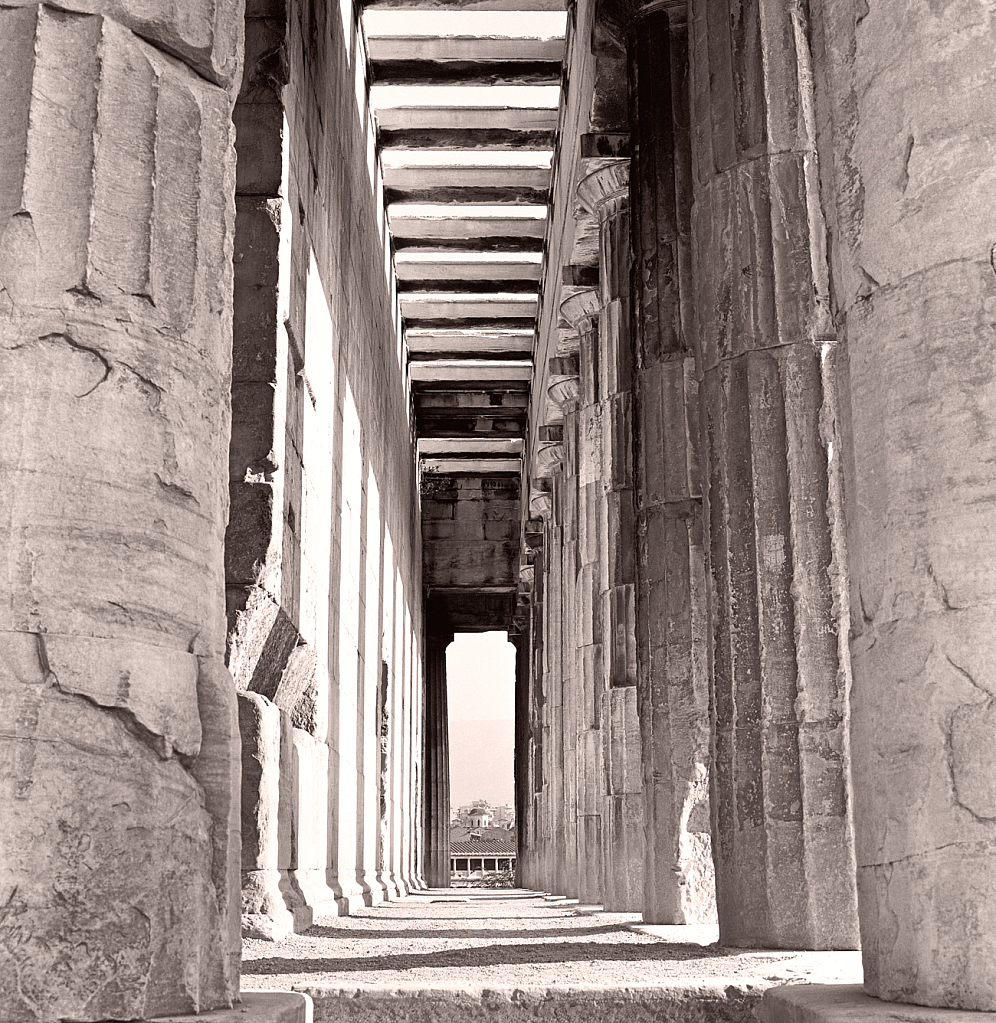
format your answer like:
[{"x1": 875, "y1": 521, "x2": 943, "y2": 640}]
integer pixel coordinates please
[{"x1": 242, "y1": 890, "x2": 861, "y2": 990}]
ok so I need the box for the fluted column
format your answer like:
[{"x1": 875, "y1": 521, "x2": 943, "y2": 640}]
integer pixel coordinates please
[
  {"x1": 630, "y1": 2, "x2": 714, "y2": 925},
  {"x1": 0, "y1": 7, "x2": 242, "y2": 1019},
  {"x1": 688, "y1": 0, "x2": 858, "y2": 948},
  {"x1": 819, "y1": 0, "x2": 996, "y2": 1007},
  {"x1": 536, "y1": 435, "x2": 566, "y2": 895},
  {"x1": 562, "y1": 289, "x2": 604, "y2": 906},
  {"x1": 423, "y1": 631, "x2": 452, "y2": 887},
  {"x1": 548, "y1": 366, "x2": 582, "y2": 898},
  {"x1": 578, "y1": 164, "x2": 644, "y2": 912}
]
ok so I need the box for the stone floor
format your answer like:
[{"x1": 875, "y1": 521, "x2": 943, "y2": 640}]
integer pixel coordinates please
[{"x1": 242, "y1": 888, "x2": 863, "y2": 991}]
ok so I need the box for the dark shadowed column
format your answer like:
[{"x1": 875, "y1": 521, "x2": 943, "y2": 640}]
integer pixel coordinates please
[
  {"x1": 687, "y1": 0, "x2": 858, "y2": 948},
  {"x1": 578, "y1": 163, "x2": 644, "y2": 912},
  {"x1": 423, "y1": 630, "x2": 452, "y2": 887},
  {"x1": 630, "y1": 0, "x2": 715, "y2": 925}
]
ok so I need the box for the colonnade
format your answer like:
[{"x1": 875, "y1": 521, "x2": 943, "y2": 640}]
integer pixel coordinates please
[{"x1": 518, "y1": 0, "x2": 996, "y2": 1012}]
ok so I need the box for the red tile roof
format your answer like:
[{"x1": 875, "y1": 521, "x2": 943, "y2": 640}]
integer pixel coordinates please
[{"x1": 450, "y1": 841, "x2": 517, "y2": 856}]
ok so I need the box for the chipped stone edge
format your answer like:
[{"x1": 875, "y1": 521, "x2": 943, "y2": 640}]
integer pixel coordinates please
[{"x1": 151, "y1": 990, "x2": 313, "y2": 1023}]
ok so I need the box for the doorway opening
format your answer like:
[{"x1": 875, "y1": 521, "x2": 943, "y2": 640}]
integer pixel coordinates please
[{"x1": 447, "y1": 631, "x2": 517, "y2": 884}]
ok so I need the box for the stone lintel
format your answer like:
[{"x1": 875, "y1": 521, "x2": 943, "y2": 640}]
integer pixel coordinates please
[
  {"x1": 152, "y1": 991, "x2": 312, "y2": 1023},
  {"x1": 758, "y1": 985, "x2": 996, "y2": 1023}
]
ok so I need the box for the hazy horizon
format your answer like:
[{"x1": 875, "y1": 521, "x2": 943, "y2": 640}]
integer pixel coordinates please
[{"x1": 447, "y1": 632, "x2": 515, "y2": 806}]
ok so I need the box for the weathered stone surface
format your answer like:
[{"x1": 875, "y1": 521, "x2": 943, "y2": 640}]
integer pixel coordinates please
[
  {"x1": 687, "y1": 0, "x2": 858, "y2": 951},
  {"x1": 299, "y1": 982, "x2": 766, "y2": 1023},
  {"x1": 630, "y1": 8, "x2": 715, "y2": 927},
  {"x1": 0, "y1": 634, "x2": 230, "y2": 1020},
  {"x1": 808, "y1": 0, "x2": 996, "y2": 1005},
  {"x1": 239, "y1": 691, "x2": 295, "y2": 941},
  {"x1": 0, "y1": 3, "x2": 240, "y2": 1016}
]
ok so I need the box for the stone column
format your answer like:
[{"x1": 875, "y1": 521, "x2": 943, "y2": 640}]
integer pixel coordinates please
[
  {"x1": 0, "y1": 6, "x2": 241, "y2": 1019},
  {"x1": 422, "y1": 631, "x2": 451, "y2": 887},
  {"x1": 536, "y1": 438, "x2": 567, "y2": 895},
  {"x1": 550, "y1": 364, "x2": 582, "y2": 900},
  {"x1": 512, "y1": 625, "x2": 531, "y2": 887},
  {"x1": 527, "y1": 540, "x2": 549, "y2": 889},
  {"x1": 578, "y1": 163, "x2": 644, "y2": 912},
  {"x1": 562, "y1": 290, "x2": 604, "y2": 906},
  {"x1": 687, "y1": 0, "x2": 858, "y2": 948},
  {"x1": 629, "y1": 3, "x2": 714, "y2": 925},
  {"x1": 811, "y1": 0, "x2": 996, "y2": 1007}
]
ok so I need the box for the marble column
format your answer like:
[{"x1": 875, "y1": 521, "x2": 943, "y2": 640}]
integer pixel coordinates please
[
  {"x1": 688, "y1": 0, "x2": 858, "y2": 948},
  {"x1": 0, "y1": 6, "x2": 242, "y2": 1018},
  {"x1": 512, "y1": 626, "x2": 531, "y2": 888},
  {"x1": 549, "y1": 366, "x2": 583, "y2": 899},
  {"x1": 578, "y1": 163, "x2": 644, "y2": 912},
  {"x1": 562, "y1": 290, "x2": 605, "y2": 906},
  {"x1": 532, "y1": 544, "x2": 551, "y2": 890},
  {"x1": 812, "y1": 0, "x2": 996, "y2": 1007},
  {"x1": 629, "y1": 2, "x2": 714, "y2": 925},
  {"x1": 423, "y1": 631, "x2": 451, "y2": 887}
]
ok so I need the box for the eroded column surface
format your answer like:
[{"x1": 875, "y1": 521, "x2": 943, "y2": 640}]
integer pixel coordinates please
[
  {"x1": 551, "y1": 368, "x2": 582, "y2": 900},
  {"x1": 578, "y1": 164, "x2": 644, "y2": 912},
  {"x1": 423, "y1": 631, "x2": 452, "y2": 887},
  {"x1": 810, "y1": 0, "x2": 996, "y2": 1007},
  {"x1": 688, "y1": 0, "x2": 858, "y2": 948},
  {"x1": 630, "y1": 2, "x2": 714, "y2": 926},
  {"x1": 0, "y1": 5, "x2": 242, "y2": 1020},
  {"x1": 563, "y1": 289, "x2": 605, "y2": 906}
]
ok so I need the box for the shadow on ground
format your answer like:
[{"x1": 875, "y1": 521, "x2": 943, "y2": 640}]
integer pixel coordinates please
[
  {"x1": 302, "y1": 924, "x2": 631, "y2": 941},
  {"x1": 242, "y1": 941, "x2": 761, "y2": 975}
]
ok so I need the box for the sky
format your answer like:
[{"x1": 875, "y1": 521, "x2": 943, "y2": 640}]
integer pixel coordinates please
[{"x1": 447, "y1": 632, "x2": 515, "y2": 807}]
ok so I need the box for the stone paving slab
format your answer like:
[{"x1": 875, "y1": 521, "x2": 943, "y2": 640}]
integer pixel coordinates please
[
  {"x1": 759, "y1": 985, "x2": 996, "y2": 1023},
  {"x1": 242, "y1": 889, "x2": 862, "y2": 996}
]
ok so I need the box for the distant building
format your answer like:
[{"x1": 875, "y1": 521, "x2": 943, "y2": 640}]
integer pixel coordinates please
[{"x1": 450, "y1": 831, "x2": 517, "y2": 881}]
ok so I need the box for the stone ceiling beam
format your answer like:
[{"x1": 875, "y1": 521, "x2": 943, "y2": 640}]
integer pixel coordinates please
[
  {"x1": 401, "y1": 294, "x2": 538, "y2": 319},
  {"x1": 422, "y1": 457, "x2": 522, "y2": 473},
  {"x1": 379, "y1": 127, "x2": 556, "y2": 149},
  {"x1": 409, "y1": 360, "x2": 533, "y2": 382},
  {"x1": 397, "y1": 259, "x2": 542, "y2": 281},
  {"x1": 375, "y1": 105, "x2": 559, "y2": 131},
  {"x1": 389, "y1": 213, "x2": 546, "y2": 240},
  {"x1": 364, "y1": 0, "x2": 564, "y2": 10},
  {"x1": 370, "y1": 59, "x2": 561, "y2": 86},
  {"x1": 420, "y1": 438, "x2": 524, "y2": 454},
  {"x1": 385, "y1": 162, "x2": 550, "y2": 189},
  {"x1": 366, "y1": 35, "x2": 564, "y2": 62},
  {"x1": 407, "y1": 328, "x2": 534, "y2": 355}
]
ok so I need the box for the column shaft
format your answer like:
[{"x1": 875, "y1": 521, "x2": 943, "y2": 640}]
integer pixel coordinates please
[
  {"x1": 422, "y1": 632, "x2": 451, "y2": 887},
  {"x1": 630, "y1": 5, "x2": 715, "y2": 925},
  {"x1": 572, "y1": 301, "x2": 605, "y2": 906},
  {"x1": 815, "y1": 0, "x2": 996, "y2": 1006},
  {"x1": 579, "y1": 166, "x2": 644, "y2": 912},
  {"x1": 0, "y1": 6, "x2": 241, "y2": 1018},
  {"x1": 688, "y1": 0, "x2": 858, "y2": 948}
]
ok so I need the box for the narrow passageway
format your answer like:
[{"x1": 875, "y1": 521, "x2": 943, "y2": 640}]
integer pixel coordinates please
[{"x1": 241, "y1": 890, "x2": 861, "y2": 996}]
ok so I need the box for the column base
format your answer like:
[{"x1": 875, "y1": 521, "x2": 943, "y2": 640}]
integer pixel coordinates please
[
  {"x1": 153, "y1": 991, "x2": 311, "y2": 1023},
  {"x1": 759, "y1": 985, "x2": 995, "y2": 1023}
]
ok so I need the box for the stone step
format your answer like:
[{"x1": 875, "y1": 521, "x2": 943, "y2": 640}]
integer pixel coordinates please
[{"x1": 295, "y1": 981, "x2": 768, "y2": 1023}]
